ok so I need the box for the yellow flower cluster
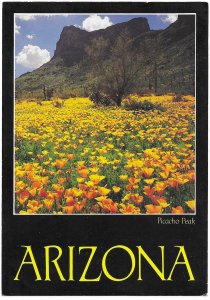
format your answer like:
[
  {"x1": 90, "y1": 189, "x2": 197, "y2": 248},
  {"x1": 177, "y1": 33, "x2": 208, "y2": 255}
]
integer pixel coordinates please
[{"x1": 15, "y1": 95, "x2": 195, "y2": 214}]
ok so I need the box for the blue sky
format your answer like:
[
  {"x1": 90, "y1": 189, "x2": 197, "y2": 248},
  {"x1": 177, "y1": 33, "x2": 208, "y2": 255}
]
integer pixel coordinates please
[{"x1": 15, "y1": 14, "x2": 178, "y2": 77}]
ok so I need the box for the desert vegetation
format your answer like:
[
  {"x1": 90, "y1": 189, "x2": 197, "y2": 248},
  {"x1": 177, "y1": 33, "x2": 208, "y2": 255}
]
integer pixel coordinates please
[{"x1": 15, "y1": 94, "x2": 195, "y2": 214}]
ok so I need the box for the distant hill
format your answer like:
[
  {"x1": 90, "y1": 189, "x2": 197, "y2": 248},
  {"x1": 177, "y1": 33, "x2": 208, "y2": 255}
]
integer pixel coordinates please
[{"x1": 15, "y1": 15, "x2": 195, "y2": 99}]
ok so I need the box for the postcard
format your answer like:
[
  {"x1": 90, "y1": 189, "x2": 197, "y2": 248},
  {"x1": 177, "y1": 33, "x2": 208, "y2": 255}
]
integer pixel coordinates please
[{"x1": 2, "y1": 1, "x2": 208, "y2": 295}]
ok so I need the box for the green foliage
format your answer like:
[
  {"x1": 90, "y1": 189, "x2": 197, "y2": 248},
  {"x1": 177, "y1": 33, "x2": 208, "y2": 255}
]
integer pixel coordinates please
[
  {"x1": 44, "y1": 86, "x2": 54, "y2": 100},
  {"x1": 123, "y1": 99, "x2": 166, "y2": 112},
  {"x1": 15, "y1": 140, "x2": 42, "y2": 162},
  {"x1": 172, "y1": 94, "x2": 189, "y2": 102},
  {"x1": 89, "y1": 89, "x2": 114, "y2": 106}
]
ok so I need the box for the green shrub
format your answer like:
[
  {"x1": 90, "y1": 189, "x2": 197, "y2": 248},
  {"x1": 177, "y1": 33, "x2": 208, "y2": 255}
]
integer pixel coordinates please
[
  {"x1": 90, "y1": 90, "x2": 114, "y2": 107},
  {"x1": 172, "y1": 94, "x2": 189, "y2": 102},
  {"x1": 123, "y1": 99, "x2": 165, "y2": 112}
]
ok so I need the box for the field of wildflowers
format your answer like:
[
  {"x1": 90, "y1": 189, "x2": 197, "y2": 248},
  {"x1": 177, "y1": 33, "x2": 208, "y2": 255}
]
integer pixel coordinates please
[{"x1": 15, "y1": 95, "x2": 195, "y2": 214}]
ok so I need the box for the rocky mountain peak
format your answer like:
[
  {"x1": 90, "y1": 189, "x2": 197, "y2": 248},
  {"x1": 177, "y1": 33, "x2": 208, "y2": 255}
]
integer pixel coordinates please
[
  {"x1": 16, "y1": 15, "x2": 195, "y2": 96},
  {"x1": 53, "y1": 17, "x2": 150, "y2": 66}
]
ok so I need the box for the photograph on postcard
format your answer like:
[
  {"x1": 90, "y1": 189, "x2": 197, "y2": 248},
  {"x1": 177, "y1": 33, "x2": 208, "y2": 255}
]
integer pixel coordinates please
[{"x1": 14, "y1": 13, "x2": 196, "y2": 215}]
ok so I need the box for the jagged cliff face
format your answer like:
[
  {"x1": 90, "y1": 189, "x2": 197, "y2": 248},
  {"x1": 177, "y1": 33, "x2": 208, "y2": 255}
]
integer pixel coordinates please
[
  {"x1": 16, "y1": 15, "x2": 195, "y2": 96},
  {"x1": 54, "y1": 17, "x2": 150, "y2": 66},
  {"x1": 54, "y1": 26, "x2": 90, "y2": 66}
]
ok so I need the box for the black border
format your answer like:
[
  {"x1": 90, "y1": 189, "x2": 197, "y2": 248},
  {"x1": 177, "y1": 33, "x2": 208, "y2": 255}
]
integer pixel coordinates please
[{"x1": 2, "y1": 2, "x2": 208, "y2": 295}]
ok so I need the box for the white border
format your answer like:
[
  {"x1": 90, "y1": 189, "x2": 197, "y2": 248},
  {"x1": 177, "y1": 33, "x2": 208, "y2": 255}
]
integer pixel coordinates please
[{"x1": 13, "y1": 13, "x2": 196, "y2": 216}]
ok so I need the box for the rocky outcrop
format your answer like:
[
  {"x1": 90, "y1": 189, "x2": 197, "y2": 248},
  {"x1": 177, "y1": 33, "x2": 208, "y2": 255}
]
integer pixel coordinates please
[{"x1": 53, "y1": 17, "x2": 150, "y2": 66}]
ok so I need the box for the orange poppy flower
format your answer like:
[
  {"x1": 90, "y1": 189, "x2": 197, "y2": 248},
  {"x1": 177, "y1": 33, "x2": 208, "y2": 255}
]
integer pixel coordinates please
[
  {"x1": 129, "y1": 177, "x2": 140, "y2": 185},
  {"x1": 143, "y1": 168, "x2": 154, "y2": 178},
  {"x1": 85, "y1": 189, "x2": 98, "y2": 200},
  {"x1": 37, "y1": 154, "x2": 44, "y2": 161},
  {"x1": 52, "y1": 184, "x2": 64, "y2": 193},
  {"x1": 159, "y1": 169, "x2": 170, "y2": 179},
  {"x1": 130, "y1": 194, "x2": 143, "y2": 205},
  {"x1": 172, "y1": 206, "x2": 184, "y2": 214},
  {"x1": 143, "y1": 186, "x2": 155, "y2": 198},
  {"x1": 145, "y1": 204, "x2": 162, "y2": 214},
  {"x1": 185, "y1": 170, "x2": 195, "y2": 182},
  {"x1": 65, "y1": 196, "x2": 75, "y2": 206},
  {"x1": 56, "y1": 159, "x2": 67, "y2": 169},
  {"x1": 154, "y1": 181, "x2": 167, "y2": 195},
  {"x1": 27, "y1": 188, "x2": 36, "y2": 197},
  {"x1": 157, "y1": 197, "x2": 170, "y2": 208},
  {"x1": 125, "y1": 184, "x2": 133, "y2": 191},
  {"x1": 97, "y1": 197, "x2": 118, "y2": 213},
  {"x1": 53, "y1": 191, "x2": 63, "y2": 201},
  {"x1": 32, "y1": 180, "x2": 42, "y2": 189},
  {"x1": 78, "y1": 168, "x2": 89, "y2": 178},
  {"x1": 167, "y1": 178, "x2": 179, "y2": 189},
  {"x1": 119, "y1": 204, "x2": 140, "y2": 214},
  {"x1": 63, "y1": 205, "x2": 75, "y2": 214},
  {"x1": 43, "y1": 199, "x2": 54, "y2": 211},
  {"x1": 58, "y1": 177, "x2": 66, "y2": 185},
  {"x1": 67, "y1": 154, "x2": 74, "y2": 160},
  {"x1": 24, "y1": 163, "x2": 33, "y2": 171},
  {"x1": 18, "y1": 190, "x2": 30, "y2": 205},
  {"x1": 41, "y1": 176, "x2": 49, "y2": 185},
  {"x1": 39, "y1": 188, "x2": 48, "y2": 198},
  {"x1": 27, "y1": 200, "x2": 43, "y2": 213},
  {"x1": 78, "y1": 184, "x2": 87, "y2": 191},
  {"x1": 65, "y1": 187, "x2": 82, "y2": 198},
  {"x1": 75, "y1": 200, "x2": 87, "y2": 212}
]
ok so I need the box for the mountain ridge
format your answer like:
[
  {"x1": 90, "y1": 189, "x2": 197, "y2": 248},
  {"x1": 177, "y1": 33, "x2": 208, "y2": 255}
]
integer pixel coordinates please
[
  {"x1": 53, "y1": 17, "x2": 150, "y2": 66},
  {"x1": 15, "y1": 15, "x2": 195, "y2": 98}
]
